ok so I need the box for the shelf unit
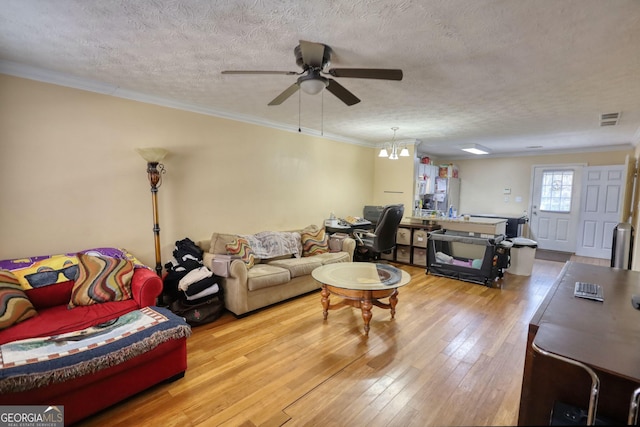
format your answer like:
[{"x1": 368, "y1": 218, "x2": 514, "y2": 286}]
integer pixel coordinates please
[{"x1": 382, "y1": 222, "x2": 439, "y2": 267}]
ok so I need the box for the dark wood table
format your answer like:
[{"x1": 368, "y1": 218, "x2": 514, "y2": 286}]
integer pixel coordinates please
[{"x1": 518, "y1": 262, "x2": 640, "y2": 425}]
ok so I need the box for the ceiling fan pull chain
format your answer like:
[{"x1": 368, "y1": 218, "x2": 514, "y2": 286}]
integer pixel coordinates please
[
  {"x1": 298, "y1": 88, "x2": 301, "y2": 133},
  {"x1": 321, "y1": 90, "x2": 324, "y2": 136}
]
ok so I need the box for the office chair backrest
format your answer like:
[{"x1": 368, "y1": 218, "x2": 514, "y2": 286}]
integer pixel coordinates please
[{"x1": 372, "y1": 204, "x2": 405, "y2": 253}]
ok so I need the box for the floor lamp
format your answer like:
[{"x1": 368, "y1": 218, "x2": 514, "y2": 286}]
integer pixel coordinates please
[{"x1": 136, "y1": 148, "x2": 168, "y2": 277}]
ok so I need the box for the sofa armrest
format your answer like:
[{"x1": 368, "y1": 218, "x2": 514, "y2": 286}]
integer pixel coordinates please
[
  {"x1": 342, "y1": 237, "x2": 356, "y2": 261},
  {"x1": 202, "y1": 256, "x2": 250, "y2": 316},
  {"x1": 130, "y1": 268, "x2": 163, "y2": 307}
]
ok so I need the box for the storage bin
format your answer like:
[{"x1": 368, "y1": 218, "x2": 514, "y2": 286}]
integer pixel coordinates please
[
  {"x1": 413, "y1": 229, "x2": 429, "y2": 248},
  {"x1": 380, "y1": 249, "x2": 395, "y2": 261},
  {"x1": 413, "y1": 247, "x2": 427, "y2": 266},
  {"x1": 396, "y1": 228, "x2": 411, "y2": 245},
  {"x1": 396, "y1": 245, "x2": 411, "y2": 263}
]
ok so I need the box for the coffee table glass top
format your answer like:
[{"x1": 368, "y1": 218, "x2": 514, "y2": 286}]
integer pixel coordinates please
[{"x1": 312, "y1": 262, "x2": 411, "y2": 291}]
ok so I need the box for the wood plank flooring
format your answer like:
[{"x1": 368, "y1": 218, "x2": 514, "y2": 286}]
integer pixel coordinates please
[{"x1": 79, "y1": 258, "x2": 595, "y2": 427}]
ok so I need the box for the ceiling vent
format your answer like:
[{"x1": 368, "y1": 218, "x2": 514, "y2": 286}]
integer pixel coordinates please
[{"x1": 600, "y1": 112, "x2": 620, "y2": 127}]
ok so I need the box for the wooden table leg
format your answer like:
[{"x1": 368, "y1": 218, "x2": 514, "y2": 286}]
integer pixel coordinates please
[
  {"x1": 389, "y1": 289, "x2": 398, "y2": 318},
  {"x1": 321, "y1": 284, "x2": 330, "y2": 320},
  {"x1": 361, "y1": 290, "x2": 373, "y2": 336}
]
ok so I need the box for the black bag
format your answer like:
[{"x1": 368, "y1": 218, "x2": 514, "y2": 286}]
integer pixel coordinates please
[{"x1": 170, "y1": 295, "x2": 224, "y2": 326}]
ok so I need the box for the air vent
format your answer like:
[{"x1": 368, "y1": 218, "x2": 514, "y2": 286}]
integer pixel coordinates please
[{"x1": 600, "y1": 112, "x2": 620, "y2": 126}]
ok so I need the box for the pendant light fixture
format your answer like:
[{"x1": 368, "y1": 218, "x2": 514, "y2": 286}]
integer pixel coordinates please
[{"x1": 378, "y1": 127, "x2": 410, "y2": 160}]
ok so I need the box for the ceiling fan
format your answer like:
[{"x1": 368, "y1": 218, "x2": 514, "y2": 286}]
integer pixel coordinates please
[{"x1": 221, "y1": 40, "x2": 403, "y2": 106}]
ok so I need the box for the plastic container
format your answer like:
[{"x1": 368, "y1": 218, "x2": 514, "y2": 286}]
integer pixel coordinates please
[{"x1": 507, "y1": 237, "x2": 537, "y2": 276}]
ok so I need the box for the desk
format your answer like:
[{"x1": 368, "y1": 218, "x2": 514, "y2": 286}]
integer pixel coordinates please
[
  {"x1": 407, "y1": 216, "x2": 507, "y2": 236},
  {"x1": 325, "y1": 221, "x2": 372, "y2": 235},
  {"x1": 518, "y1": 262, "x2": 640, "y2": 425}
]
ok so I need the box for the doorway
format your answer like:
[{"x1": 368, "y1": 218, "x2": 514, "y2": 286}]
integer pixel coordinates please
[
  {"x1": 529, "y1": 165, "x2": 583, "y2": 252},
  {"x1": 529, "y1": 163, "x2": 627, "y2": 258},
  {"x1": 574, "y1": 165, "x2": 626, "y2": 258}
]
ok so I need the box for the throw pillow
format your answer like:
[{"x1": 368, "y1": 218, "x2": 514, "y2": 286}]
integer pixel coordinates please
[
  {"x1": 68, "y1": 253, "x2": 134, "y2": 309},
  {"x1": 225, "y1": 238, "x2": 255, "y2": 269},
  {"x1": 0, "y1": 270, "x2": 37, "y2": 330},
  {"x1": 301, "y1": 225, "x2": 329, "y2": 257}
]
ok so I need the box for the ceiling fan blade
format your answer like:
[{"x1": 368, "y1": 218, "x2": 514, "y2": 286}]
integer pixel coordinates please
[
  {"x1": 222, "y1": 70, "x2": 298, "y2": 75},
  {"x1": 268, "y1": 83, "x2": 300, "y2": 106},
  {"x1": 326, "y1": 79, "x2": 360, "y2": 106},
  {"x1": 328, "y1": 68, "x2": 403, "y2": 80},
  {"x1": 299, "y1": 40, "x2": 326, "y2": 68}
]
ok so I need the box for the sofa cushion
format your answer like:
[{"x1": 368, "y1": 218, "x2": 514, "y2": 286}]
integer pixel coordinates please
[
  {"x1": 301, "y1": 225, "x2": 329, "y2": 257},
  {"x1": 246, "y1": 264, "x2": 291, "y2": 291},
  {"x1": 0, "y1": 299, "x2": 140, "y2": 345},
  {"x1": 312, "y1": 251, "x2": 351, "y2": 265},
  {"x1": 0, "y1": 270, "x2": 37, "y2": 330},
  {"x1": 68, "y1": 253, "x2": 134, "y2": 308},
  {"x1": 26, "y1": 280, "x2": 75, "y2": 310},
  {"x1": 209, "y1": 232, "x2": 238, "y2": 255},
  {"x1": 267, "y1": 257, "x2": 323, "y2": 278},
  {"x1": 225, "y1": 238, "x2": 255, "y2": 269}
]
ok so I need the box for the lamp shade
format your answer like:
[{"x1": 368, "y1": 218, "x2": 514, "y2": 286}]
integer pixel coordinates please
[
  {"x1": 136, "y1": 147, "x2": 168, "y2": 163},
  {"x1": 399, "y1": 147, "x2": 410, "y2": 157},
  {"x1": 378, "y1": 148, "x2": 389, "y2": 158}
]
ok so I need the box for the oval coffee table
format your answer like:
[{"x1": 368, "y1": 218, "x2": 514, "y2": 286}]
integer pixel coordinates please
[{"x1": 311, "y1": 262, "x2": 411, "y2": 336}]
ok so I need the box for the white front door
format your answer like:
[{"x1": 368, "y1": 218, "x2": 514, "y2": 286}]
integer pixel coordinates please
[
  {"x1": 575, "y1": 165, "x2": 626, "y2": 258},
  {"x1": 529, "y1": 165, "x2": 583, "y2": 252}
]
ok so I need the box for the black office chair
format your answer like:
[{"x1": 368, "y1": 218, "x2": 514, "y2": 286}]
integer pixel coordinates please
[{"x1": 353, "y1": 204, "x2": 404, "y2": 262}]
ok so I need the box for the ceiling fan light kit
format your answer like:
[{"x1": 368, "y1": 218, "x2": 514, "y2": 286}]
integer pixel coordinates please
[
  {"x1": 222, "y1": 40, "x2": 403, "y2": 107},
  {"x1": 298, "y1": 72, "x2": 328, "y2": 95},
  {"x1": 461, "y1": 144, "x2": 491, "y2": 155}
]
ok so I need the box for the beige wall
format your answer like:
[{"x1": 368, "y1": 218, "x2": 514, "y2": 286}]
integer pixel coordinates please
[
  {"x1": 440, "y1": 151, "x2": 633, "y2": 217},
  {"x1": 632, "y1": 146, "x2": 640, "y2": 271},
  {"x1": 372, "y1": 145, "x2": 416, "y2": 214},
  {"x1": 0, "y1": 74, "x2": 374, "y2": 266},
  {"x1": 3, "y1": 73, "x2": 637, "y2": 269}
]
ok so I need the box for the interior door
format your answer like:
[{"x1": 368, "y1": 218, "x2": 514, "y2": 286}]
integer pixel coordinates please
[
  {"x1": 575, "y1": 165, "x2": 626, "y2": 258},
  {"x1": 529, "y1": 165, "x2": 583, "y2": 252}
]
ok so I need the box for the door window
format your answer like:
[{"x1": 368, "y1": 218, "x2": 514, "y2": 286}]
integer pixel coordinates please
[{"x1": 540, "y1": 170, "x2": 574, "y2": 212}]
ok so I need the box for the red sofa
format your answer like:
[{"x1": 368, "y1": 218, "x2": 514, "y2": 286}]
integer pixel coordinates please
[{"x1": 0, "y1": 265, "x2": 190, "y2": 425}]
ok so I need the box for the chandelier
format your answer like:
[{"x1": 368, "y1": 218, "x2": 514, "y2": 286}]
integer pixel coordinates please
[{"x1": 378, "y1": 127, "x2": 409, "y2": 160}]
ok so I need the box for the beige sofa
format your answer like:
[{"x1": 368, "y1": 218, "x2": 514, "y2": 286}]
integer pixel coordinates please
[{"x1": 198, "y1": 230, "x2": 355, "y2": 316}]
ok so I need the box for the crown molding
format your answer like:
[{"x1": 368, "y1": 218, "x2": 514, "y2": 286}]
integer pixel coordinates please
[{"x1": 0, "y1": 60, "x2": 374, "y2": 148}]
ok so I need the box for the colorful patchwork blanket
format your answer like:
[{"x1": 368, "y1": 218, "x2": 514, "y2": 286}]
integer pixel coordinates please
[
  {"x1": 0, "y1": 247, "x2": 150, "y2": 289},
  {"x1": 0, "y1": 306, "x2": 191, "y2": 393}
]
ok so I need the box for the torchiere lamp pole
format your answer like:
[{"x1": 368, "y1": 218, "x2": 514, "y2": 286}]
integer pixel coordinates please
[{"x1": 136, "y1": 148, "x2": 168, "y2": 277}]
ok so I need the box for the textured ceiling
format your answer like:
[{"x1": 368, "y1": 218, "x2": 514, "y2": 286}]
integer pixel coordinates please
[{"x1": 1, "y1": 0, "x2": 639, "y2": 158}]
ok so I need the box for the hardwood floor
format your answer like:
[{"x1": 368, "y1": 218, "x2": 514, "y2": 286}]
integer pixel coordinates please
[{"x1": 80, "y1": 258, "x2": 582, "y2": 427}]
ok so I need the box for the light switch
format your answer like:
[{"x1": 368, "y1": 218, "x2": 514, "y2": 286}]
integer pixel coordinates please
[{"x1": 503, "y1": 188, "x2": 511, "y2": 195}]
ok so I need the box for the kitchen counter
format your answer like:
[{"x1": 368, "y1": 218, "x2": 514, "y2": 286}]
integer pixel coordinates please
[{"x1": 405, "y1": 216, "x2": 507, "y2": 236}]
